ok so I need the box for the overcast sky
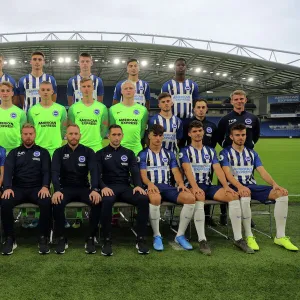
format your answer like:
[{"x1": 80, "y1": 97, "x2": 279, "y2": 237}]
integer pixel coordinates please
[{"x1": 1, "y1": 0, "x2": 299, "y2": 52}]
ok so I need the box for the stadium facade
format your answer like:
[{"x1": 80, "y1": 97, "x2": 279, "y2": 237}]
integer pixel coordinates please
[{"x1": 1, "y1": 31, "x2": 300, "y2": 137}]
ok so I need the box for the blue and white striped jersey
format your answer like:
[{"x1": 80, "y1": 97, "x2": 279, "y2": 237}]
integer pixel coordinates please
[
  {"x1": 18, "y1": 73, "x2": 57, "y2": 112},
  {"x1": 219, "y1": 146, "x2": 263, "y2": 185},
  {"x1": 67, "y1": 74, "x2": 104, "y2": 103},
  {"x1": 161, "y1": 79, "x2": 199, "y2": 119},
  {"x1": 113, "y1": 79, "x2": 150, "y2": 106},
  {"x1": 148, "y1": 114, "x2": 183, "y2": 153},
  {"x1": 179, "y1": 145, "x2": 219, "y2": 185},
  {"x1": 0, "y1": 73, "x2": 17, "y2": 94},
  {"x1": 138, "y1": 147, "x2": 178, "y2": 185}
]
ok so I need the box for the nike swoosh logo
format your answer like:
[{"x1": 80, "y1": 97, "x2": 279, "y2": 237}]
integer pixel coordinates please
[
  {"x1": 76, "y1": 111, "x2": 82, "y2": 114},
  {"x1": 34, "y1": 113, "x2": 40, "y2": 116},
  {"x1": 116, "y1": 111, "x2": 122, "y2": 114}
]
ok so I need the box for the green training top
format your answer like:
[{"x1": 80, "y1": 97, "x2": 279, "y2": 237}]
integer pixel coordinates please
[
  {"x1": 109, "y1": 103, "x2": 148, "y2": 155},
  {"x1": 0, "y1": 105, "x2": 27, "y2": 153},
  {"x1": 68, "y1": 100, "x2": 108, "y2": 152},
  {"x1": 27, "y1": 102, "x2": 67, "y2": 157}
]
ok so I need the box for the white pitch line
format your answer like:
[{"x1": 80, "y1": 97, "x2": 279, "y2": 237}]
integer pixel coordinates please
[{"x1": 289, "y1": 195, "x2": 300, "y2": 197}]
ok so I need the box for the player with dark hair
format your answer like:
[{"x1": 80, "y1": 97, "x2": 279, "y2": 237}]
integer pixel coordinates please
[
  {"x1": 179, "y1": 99, "x2": 219, "y2": 226},
  {"x1": 19, "y1": 51, "x2": 57, "y2": 112},
  {"x1": 148, "y1": 92, "x2": 183, "y2": 153},
  {"x1": 180, "y1": 120, "x2": 253, "y2": 254},
  {"x1": 138, "y1": 124, "x2": 196, "y2": 251},
  {"x1": 220, "y1": 123, "x2": 298, "y2": 251},
  {"x1": 96, "y1": 124, "x2": 149, "y2": 256},
  {"x1": 161, "y1": 58, "x2": 200, "y2": 122},
  {"x1": 112, "y1": 58, "x2": 151, "y2": 109},
  {"x1": 180, "y1": 99, "x2": 218, "y2": 148}
]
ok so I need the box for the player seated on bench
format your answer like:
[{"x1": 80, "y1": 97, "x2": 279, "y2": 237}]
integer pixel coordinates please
[
  {"x1": 1, "y1": 124, "x2": 52, "y2": 255},
  {"x1": 180, "y1": 120, "x2": 254, "y2": 255},
  {"x1": 220, "y1": 123, "x2": 298, "y2": 252},
  {"x1": 51, "y1": 124, "x2": 101, "y2": 255},
  {"x1": 138, "y1": 124, "x2": 196, "y2": 251}
]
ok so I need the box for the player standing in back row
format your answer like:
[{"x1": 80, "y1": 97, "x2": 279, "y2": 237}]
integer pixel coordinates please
[
  {"x1": 18, "y1": 51, "x2": 57, "y2": 112},
  {"x1": 0, "y1": 53, "x2": 18, "y2": 105},
  {"x1": 112, "y1": 58, "x2": 151, "y2": 109},
  {"x1": 161, "y1": 58, "x2": 200, "y2": 128},
  {"x1": 67, "y1": 52, "x2": 104, "y2": 106}
]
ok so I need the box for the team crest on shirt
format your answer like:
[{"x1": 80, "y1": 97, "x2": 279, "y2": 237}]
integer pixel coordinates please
[
  {"x1": 79, "y1": 156, "x2": 86, "y2": 163},
  {"x1": 121, "y1": 155, "x2": 128, "y2": 162},
  {"x1": 204, "y1": 154, "x2": 210, "y2": 160},
  {"x1": 53, "y1": 110, "x2": 59, "y2": 117},
  {"x1": 162, "y1": 157, "x2": 168, "y2": 163},
  {"x1": 133, "y1": 110, "x2": 140, "y2": 115},
  {"x1": 245, "y1": 156, "x2": 251, "y2": 162},
  {"x1": 10, "y1": 112, "x2": 17, "y2": 119},
  {"x1": 94, "y1": 109, "x2": 100, "y2": 115},
  {"x1": 139, "y1": 86, "x2": 144, "y2": 91},
  {"x1": 185, "y1": 86, "x2": 190, "y2": 91},
  {"x1": 245, "y1": 118, "x2": 252, "y2": 125},
  {"x1": 172, "y1": 124, "x2": 177, "y2": 129},
  {"x1": 33, "y1": 151, "x2": 40, "y2": 157},
  {"x1": 206, "y1": 127, "x2": 212, "y2": 133}
]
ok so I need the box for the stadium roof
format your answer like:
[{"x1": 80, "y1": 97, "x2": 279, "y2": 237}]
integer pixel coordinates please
[{"x1": 1, "y1": 31, "x2": 300, "y2": 95}]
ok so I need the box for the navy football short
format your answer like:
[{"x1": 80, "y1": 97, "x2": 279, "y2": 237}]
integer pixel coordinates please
[
  {"x1": 197, "y1": 183, "x2": 222, "y2": 200},
  {"x1": 230, "y1": 184, "x2": 273, "y2": 203},
  {"x1": 156, "y1": 183, "x2": 180, "y2": 204}
]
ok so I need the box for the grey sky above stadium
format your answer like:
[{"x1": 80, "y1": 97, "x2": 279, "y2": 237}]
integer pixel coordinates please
[{"x1": 1, "y1": 0, "x2": 299, "y2": 52}]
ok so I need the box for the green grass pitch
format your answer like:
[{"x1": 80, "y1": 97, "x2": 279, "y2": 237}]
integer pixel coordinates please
[{"x1": 0, "y1": 138, "x2": 299, "y2": 300}]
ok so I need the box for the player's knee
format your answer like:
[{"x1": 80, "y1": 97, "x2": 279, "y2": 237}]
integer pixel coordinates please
[
  {"x1": 195, "y1": 194, "x2": 205, "y2": 202},
  {"x1": 274, "y1": 190, "x2": 288, "y2": 199},
  {"x1": 38, "y1": 197, "x2": 51, "y2": 207},
  {"x1": 181, "y1": 192, "x2": 196, "y2": 204},
  {"x1": 226, "y1": 193, "x2": 240, "y2": 202},
  {"x1": 102, "y1": 195, "x2": 116, "y2": 204},
  {"x1": 149, "y1": 193, "x2": 161, "y2": 206}
]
